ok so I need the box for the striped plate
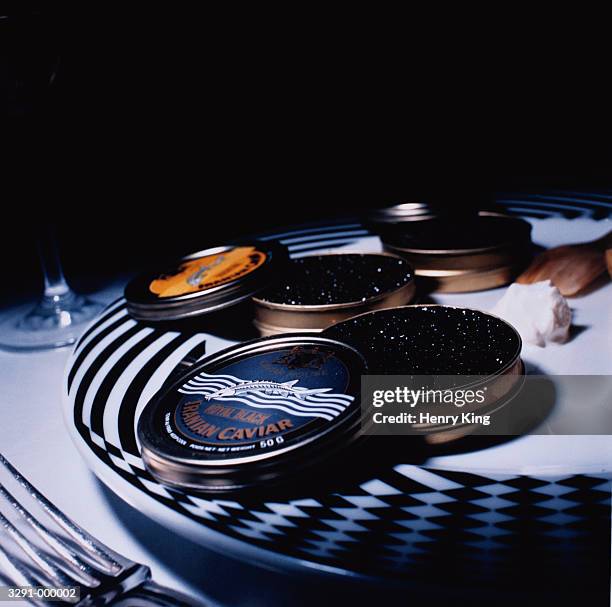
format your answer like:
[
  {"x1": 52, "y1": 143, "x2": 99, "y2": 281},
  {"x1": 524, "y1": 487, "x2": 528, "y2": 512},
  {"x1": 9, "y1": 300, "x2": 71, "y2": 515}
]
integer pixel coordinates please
[{"x1": 63, "y1": 193, "x2": 612, "y2": 579}]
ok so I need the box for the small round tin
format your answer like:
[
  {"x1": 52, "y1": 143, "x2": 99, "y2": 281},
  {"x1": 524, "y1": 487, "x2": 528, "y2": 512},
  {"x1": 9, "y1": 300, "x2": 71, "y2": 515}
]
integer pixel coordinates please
[
  {"x1": 125, "y1": 242, "x2": 288, "y2": 321},
  {"x1": 323, "y1": 305, "x2": 524, "y2": 442},
  {"x1": 252, "y1": 253, "x2": 416, "y2": 336},
  {"x1": 380, "y1": 214, "x2": 533, "y2": 292},
  {"x1": 138, "y1": 334, "x2": 367, "y2": 492}
]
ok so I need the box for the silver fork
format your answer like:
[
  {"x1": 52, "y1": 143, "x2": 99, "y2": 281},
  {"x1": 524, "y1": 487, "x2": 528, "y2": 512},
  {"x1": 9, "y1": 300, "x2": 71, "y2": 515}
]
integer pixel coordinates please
[{"x1": 0, "y1": 453, "x2": 205, "y2": 606}]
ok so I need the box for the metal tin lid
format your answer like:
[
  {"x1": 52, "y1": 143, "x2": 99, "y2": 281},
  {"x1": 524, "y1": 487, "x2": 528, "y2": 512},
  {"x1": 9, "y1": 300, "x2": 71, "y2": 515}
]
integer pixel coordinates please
[
  {"x1": 379, "y1": 215, "x2": 532, "y2": 291},
  {"x1": 125, "y1": 242, "x2": 288, "y2": 321},
  {"x1": 138, "y1": 334, "x2": 367, "y2": 492},
  {"x1": 365, "y1": 201, "x2": 441, "y2": 225},
  {"x1": 252, "y1": 253, "x2": 416, "y2": 336},
  {"x1": 364, "y1": 201, "x2": 487, "y2": 228},
  {"x1": 380, "y1": 215, "x2": 532, "y2": 256}
]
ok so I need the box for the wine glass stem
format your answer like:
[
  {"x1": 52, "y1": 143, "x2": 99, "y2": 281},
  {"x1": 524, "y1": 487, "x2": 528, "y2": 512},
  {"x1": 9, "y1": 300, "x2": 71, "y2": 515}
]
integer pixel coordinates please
[{"x1": 37, "y1": 228, "x2": 71, "y2": 299}]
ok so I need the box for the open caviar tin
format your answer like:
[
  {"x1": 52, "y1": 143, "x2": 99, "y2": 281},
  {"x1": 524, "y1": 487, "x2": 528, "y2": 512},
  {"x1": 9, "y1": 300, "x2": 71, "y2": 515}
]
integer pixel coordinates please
[
  {"x1": 323, "y1": 304, "x2": 524, "y2": 442},
  {"x1": 125, "y1": 242, "x2": 289, "y2": 322},
  {"x1": 252, "y1": 253, "x2": 416, "y2": 336},
  {"x1": 138, "y1": 334, "x2": 367, "y2": 492},
  {"x1": 380, "y1": 214, "x2": 533, "y2": 292}
]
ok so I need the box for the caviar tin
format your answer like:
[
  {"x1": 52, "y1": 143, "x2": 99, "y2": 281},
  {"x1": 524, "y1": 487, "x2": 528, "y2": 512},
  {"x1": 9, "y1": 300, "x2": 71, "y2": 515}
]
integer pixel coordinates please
[
  {"x1": 125, "y1": 242, "x2": 288, "y2": 321},
  {"x1": 323, "y1": 305, "x2": 523, "y2": 376},
  {"x1": 416, "y1": 263, "x2": 524, "y2": 293},
  {"x1": 323, "y1": 305, "x2": 524, "y2": 442},
  {"x1": 365, "y1": 201, "x2": 440, "y2": 226},
  {"x1": 138, "y1": 334, "x2": 368, "y2": 492},
  {"x1": 380, "y1": 214, "x2": 533, "y2": 292},
  {"x1": 364, "y1": 202, "x2": 508, "y2": 234},
  {"x1": 252, "y1": 253, "x2": 416, "y2": 336}
]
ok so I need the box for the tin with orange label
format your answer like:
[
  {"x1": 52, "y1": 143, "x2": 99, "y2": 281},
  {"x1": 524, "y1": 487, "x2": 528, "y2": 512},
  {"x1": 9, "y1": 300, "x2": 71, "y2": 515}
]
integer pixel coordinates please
[{"x1": 125, "y1": 242, "x2": 289, "y2": 321}]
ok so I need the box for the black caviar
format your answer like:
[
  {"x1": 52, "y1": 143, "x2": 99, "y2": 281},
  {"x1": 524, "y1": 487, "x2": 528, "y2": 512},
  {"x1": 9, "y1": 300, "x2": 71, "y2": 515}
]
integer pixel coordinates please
[
  {"x1": 258, "y1": 254, "x2": 413, "y2": 306},
  {"x1": 323, "y1": 306, "x2": 521, "y2": 375}
]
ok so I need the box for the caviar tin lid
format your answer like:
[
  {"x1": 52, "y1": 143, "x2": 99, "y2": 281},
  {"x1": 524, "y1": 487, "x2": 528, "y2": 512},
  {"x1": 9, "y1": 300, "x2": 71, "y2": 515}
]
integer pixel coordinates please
[
  {"x1": 364, "y1": 201, "x2": 488, "y2": 229},
  {"x1": 365, "y1": 201, "x2": 440, "y2": 225},
  {"x1": 125, "y1": 242, "x2": 289, "y2": 321},
  {"x1": 138, "y1": 334, "x2": 367, "y2": 492},
  {"x1": 252, "y1": 253, "x2": 416, "y2": 336},
  {"x1": 380, "y1": 214, "x2": 532, "y2": 291},
  {"x1": 381, "y1": 214, "x2": 532, "y2": 257}
]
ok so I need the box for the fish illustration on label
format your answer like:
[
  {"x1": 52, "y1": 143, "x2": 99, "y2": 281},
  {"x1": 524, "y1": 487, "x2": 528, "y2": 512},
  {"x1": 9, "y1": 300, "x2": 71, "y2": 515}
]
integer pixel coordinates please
[
  {"x1": 149, "y1": 246, "x2": 267, "y2": 298},
  {"x1": 178, "y1": 371, "x2": 354, "y2": 421},
  {"x1": 186, "y1": 255, "x2": 226, "y2": 286},
  {"x1": 204, "y1": 379, "x2": 333, "y2": 400}
]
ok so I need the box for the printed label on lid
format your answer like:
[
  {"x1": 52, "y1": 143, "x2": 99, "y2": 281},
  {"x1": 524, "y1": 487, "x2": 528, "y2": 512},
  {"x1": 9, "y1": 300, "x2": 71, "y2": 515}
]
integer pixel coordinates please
[
  {"x1": 149, "y1": 246, "x2": 267, "y2": 298},
  {"x1": 165, "y1": 346, "x2": 356, "y2": 455}
]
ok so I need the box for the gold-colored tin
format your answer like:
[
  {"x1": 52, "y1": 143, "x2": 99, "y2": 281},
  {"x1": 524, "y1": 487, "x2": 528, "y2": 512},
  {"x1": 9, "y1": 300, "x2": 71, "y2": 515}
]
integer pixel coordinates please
[
  {"x1": 253, "y1": 280, "x2": 416, "y2": 336},
  {"x1": 380, "y1": 214, "x2": 533, "y2": 292},
  {"x1": 416, "y1": 263, "x2": 524, "y2": 293},
  {"x1": 422, "y1": 361, "x2": 526, "y2": 445},
  {"x1": 412, "y1": 359, "x2": 525, "y2": 430},
  {"x1": 381, "y1": 243, "x2": 523, "y2": 271},
  {"x1": 252, "y1": 253, "x2": 416, "y2": 336},
  {"x1": 323, "y1": 304, "x2": 525, "y2": 444}
]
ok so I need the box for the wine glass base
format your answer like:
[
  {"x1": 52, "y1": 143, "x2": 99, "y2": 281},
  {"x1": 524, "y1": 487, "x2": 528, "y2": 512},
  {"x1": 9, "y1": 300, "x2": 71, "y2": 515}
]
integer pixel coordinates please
[{"x1": 0, "y1": 292, "x2": 105, "y2": 352}]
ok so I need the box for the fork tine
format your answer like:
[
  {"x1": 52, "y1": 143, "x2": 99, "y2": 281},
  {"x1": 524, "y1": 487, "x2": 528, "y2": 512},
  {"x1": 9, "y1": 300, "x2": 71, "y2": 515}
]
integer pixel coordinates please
[
  {"x1": 0, "y1": 541, "x2": 42, "y2": 589},
  {"x1": 0, "y1": 510, "x2": 77, "y2": 589},
  {"x1": 0, "y1": 453, "x2": 122, "y2": 575},
  {"x1": 0, "y1": 482, "x2": 100, "y2": 587},
  {"x1": 0, "y1": 544, "x2": 80, "y2": 606}
]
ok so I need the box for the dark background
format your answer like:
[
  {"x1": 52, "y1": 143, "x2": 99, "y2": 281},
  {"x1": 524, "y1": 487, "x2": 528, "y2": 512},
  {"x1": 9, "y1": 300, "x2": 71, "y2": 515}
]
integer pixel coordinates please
[{"x1": 2, "y1": 9, "x2": 612, "y2": 303}]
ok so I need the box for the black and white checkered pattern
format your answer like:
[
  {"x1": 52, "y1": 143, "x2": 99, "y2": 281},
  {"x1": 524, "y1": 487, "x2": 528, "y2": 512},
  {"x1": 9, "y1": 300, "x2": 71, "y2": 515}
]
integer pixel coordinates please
[{"x1": 64, "y1": 194, "x2": 612, "y2": 580}]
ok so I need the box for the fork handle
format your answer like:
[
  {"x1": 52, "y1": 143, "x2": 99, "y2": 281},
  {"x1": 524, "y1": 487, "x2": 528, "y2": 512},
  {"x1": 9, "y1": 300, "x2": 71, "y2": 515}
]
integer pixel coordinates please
[{"x1": 111, "y1": 581, "x2": 207, "y2": 606}]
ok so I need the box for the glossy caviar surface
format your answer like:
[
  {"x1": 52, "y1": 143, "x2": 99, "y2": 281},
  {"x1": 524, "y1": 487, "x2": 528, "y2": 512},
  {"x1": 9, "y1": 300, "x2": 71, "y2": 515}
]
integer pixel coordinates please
[
  {"x1": 323, "y1": 306, "x2": 521, "y2": 374},
  {"x1": 258, "y1": 254, "x2": 413, "y2": 306}
]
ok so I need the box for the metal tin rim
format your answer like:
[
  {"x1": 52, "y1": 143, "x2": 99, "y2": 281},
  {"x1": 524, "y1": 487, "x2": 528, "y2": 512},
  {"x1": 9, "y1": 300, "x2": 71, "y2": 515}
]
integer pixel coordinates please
[
  {"x1": 137, "y1": 334, "x2": 368, "y2": 486},
  {"x1": 133, "y1": 245, "x2": 270, "y2": 304},
  {"x1": 252, "y1": 278, "x2": 416, "y2": 312},
  {"x1": 252, "y1": 318, "x2": 321, "y2": 337},
  {"x1": 252, "y1": 252, "x2": 415, "y2": 311},
  {"x1": 414, "y1": 263, "x2": 523, "y2": 293},
  {"x1": 381, "y1": 243, "x2": 528, "y2": 272},
  {"x1": 126, "y1": 289, "x2": 254, "y2": 321},
  {"x1": 421, "y1": 363, "x2": 525, "y2": 443},
  {"x1": 381, "y1": 238, "x2": 530, "y2": 256},
  {"x1": 405, "y1": 358, "x2": 525, "y2": 430},
  {"x1": 252, "y1": 281, "x2": 416, "y2": 335}
]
